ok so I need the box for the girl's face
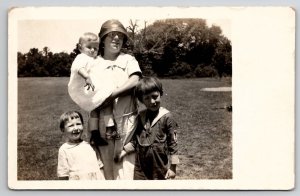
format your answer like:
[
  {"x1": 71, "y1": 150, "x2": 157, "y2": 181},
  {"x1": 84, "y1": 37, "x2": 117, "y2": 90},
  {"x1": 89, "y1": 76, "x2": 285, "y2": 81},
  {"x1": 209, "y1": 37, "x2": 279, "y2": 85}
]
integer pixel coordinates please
[
  {"x1": 142, "y1": 91, "x2": 161, "y2": 112},
  {"x1": 80, "y1": 41, "x2": 99, "y2": 58},
  {"x1": 63, "y1": 117, "x2": 83, "y2": 143},
  {"x1": 103, "y1": 31, "x2": 124, "y2": 54}
]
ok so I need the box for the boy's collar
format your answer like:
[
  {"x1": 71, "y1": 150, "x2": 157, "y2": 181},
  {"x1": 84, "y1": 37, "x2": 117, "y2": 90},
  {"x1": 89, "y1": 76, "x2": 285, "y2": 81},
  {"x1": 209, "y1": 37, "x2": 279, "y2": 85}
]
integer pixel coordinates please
[{"x1": 142, "y1": 107, "x2": 169, "y2": 127}]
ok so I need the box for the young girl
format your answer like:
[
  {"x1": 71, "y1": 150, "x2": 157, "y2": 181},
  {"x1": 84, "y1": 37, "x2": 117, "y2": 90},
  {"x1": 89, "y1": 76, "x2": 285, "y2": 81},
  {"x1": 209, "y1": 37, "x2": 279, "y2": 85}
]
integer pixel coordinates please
[
  {"x1": 117, "y1": 77, "x2": 179, "y2": 180},
  {"x1": 68, "y1": 32, "x2": 119, "y2": 146},
  {"x1": 57, "y1": 111, "x2": 105, "y2": 180}
]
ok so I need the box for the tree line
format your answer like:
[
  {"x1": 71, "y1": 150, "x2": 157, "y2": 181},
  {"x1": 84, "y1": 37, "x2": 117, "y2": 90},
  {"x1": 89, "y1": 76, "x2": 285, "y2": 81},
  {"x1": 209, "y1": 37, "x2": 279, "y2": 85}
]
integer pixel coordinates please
[{"x1": 18, "y1": 18, "x2": 232, "y2": 78}]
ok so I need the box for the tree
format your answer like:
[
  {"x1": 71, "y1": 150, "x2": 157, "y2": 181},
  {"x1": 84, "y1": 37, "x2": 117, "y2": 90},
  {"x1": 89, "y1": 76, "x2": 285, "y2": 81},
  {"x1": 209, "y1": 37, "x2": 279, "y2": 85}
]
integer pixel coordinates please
[
  {"x1": 17, "y1": 18, "x2": 232, "y2": 78},
  {"x1": 42, "y1": 47, "x2": 50, "y2": 57},
  {"x1": 143, "y1": 19, "x2": 231, "y2": 77},
  {"x1": 212, "y1": 36, "x2": 232, "y2": 77},
  {"x1": 17, "y1": 52, "x2": 27, "y2": 77},
  {"x1": 17, "y1": 47, "x2": 75, "y2": 77}
]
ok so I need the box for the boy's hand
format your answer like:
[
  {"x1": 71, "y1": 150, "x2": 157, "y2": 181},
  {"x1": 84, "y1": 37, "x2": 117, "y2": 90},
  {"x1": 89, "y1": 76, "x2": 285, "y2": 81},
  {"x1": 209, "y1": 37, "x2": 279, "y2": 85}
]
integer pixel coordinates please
[
  {"x1": 114, "y1": 150, "x2": 127, "y2": 163},
  {"x1": 165, "y1": 169, "x2": 176, "y2": 179},
  {"x1": 84, "y1": 77, "x2": 95, "y2": 91},
  {"x1": 165, "y1": 165, "x2": 176, "y2": 179}
]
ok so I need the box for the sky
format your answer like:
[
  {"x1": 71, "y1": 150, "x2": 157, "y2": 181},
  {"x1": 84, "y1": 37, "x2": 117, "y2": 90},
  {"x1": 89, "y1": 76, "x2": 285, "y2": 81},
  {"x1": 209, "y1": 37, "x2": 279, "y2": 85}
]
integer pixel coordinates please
[{"x1": 15, "y1": 7, "x2": 231, "y2": 54}]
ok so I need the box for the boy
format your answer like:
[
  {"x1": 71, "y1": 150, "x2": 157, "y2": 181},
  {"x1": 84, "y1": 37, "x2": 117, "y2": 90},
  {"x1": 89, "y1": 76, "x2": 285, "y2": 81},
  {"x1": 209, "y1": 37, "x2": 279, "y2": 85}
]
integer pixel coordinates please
[
  {"x1": 57, "y1": 111, "x2": 105, "y2": 180},
  {"x1": 116, "y1": 77, "x2": 179, "y2": 180}
]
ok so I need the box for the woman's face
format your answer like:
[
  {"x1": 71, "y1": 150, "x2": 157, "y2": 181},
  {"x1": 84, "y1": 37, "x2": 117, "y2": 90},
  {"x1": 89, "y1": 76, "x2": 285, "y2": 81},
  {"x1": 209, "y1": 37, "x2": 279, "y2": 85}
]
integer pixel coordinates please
[{"x1": 103, "y1": 31, "x2": 124, "y2": 54}]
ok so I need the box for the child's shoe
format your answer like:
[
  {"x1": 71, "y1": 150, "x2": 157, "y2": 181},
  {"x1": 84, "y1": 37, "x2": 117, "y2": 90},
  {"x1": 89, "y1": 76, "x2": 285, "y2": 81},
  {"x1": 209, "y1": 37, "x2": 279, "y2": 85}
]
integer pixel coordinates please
[
  {"x1": 105, "y1": 131, "x2": 116, "y2": 140},
  {"x1": 106, "y1": 126, "x2": 118, "y2": 140},
  {"x1": 90, "y1": 130, "x2": 108, "y2": 146},
  {"x1": 114, "y1": 132, "x2": 121, "y2": 140}
]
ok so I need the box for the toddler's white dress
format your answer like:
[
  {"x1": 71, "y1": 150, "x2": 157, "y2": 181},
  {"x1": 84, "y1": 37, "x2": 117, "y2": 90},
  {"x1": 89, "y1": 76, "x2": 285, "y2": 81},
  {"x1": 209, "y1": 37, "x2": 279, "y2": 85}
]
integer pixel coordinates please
[{"x1": 68, "y1": 53, "x2": 115, "y2": 112}]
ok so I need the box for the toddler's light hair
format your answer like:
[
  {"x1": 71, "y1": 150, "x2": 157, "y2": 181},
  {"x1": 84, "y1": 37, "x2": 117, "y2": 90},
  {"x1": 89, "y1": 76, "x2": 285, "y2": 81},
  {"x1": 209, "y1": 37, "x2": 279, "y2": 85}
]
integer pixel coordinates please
[
  {"x1": 76, "y1": 32, "x2": 99, "y2": 53},
  {"x1": 79, "y1": 32, "x2": 99, "y2": 44},
  {"x1": 59, "y1": 111, "x2": 84, "y2": 132}
]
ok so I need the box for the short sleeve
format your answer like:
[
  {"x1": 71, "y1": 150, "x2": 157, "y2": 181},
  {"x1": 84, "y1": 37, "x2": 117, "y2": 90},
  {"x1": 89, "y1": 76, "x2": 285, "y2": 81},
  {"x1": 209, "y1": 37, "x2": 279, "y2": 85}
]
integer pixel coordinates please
[
  {"x1": 57, "y1": 147, "x2": 69, "y2": 178},
  {"x1": 125, "y1": 55, "x2": 141, "y2": 76},
  {"x1": 71, "y1": 54, "x2": 88, "y2": 73}
]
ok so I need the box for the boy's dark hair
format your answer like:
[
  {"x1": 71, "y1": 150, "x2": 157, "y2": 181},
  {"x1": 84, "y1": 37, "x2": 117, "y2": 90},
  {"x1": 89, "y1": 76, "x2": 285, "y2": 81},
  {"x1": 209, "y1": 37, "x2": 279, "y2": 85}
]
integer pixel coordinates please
[
  {"x1": 135, "y1": 76, "x2": 163, "y2": 103},
  {"x1": 59, "y1": 111, "x2": 84, "y2": 132}
]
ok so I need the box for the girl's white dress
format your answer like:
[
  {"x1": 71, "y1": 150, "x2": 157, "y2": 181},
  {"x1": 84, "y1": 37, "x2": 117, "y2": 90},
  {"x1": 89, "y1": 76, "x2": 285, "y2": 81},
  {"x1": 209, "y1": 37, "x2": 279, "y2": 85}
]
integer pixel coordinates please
[
  {"x1": 57, "y1": 141, "x2": 105, "y2": 180},
  {"x1": 68, "y1": 53, "x2": 115, "y2": 112}
]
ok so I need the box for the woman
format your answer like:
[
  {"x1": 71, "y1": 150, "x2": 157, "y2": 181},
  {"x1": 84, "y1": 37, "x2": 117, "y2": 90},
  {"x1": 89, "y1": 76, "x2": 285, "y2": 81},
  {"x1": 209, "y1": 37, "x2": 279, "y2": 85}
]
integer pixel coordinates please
[{"x1": 92, "y1": 19, "x2": 142, "y2": 180}]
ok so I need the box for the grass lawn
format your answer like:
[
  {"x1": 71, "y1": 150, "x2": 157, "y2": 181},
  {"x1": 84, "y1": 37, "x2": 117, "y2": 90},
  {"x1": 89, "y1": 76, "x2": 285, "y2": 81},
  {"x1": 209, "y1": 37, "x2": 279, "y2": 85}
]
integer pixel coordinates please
[{"x1": 17, "y1": 77, "x2": 232, "y2": 180}]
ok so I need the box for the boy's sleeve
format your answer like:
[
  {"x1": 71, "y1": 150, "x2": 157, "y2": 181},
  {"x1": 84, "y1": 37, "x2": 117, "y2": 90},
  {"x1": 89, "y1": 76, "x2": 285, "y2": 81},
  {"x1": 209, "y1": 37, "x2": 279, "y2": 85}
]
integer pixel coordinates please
[
  {"x1": 123, "y1": 141, "x2": 136, "y2": 153},
  {"x1": 123, "y1": 114, "x2": 142, "y2": 153},
  {"x1": 165, "y1": 113, "x2": 179, "y2": 164},
  {"x1": 57, "y1": 147, "x2": 69, "y2": 178}
]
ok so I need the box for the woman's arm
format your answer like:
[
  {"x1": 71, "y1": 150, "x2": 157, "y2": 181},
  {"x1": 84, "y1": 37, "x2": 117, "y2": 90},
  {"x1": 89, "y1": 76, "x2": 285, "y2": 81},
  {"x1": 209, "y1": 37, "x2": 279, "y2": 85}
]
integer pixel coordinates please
[
  {"x1": 111, "y1": 73, "x2": 140, "y2": 98},
  {"x1": 100, "y1": 73, "x2": 140, "y2": 108}
]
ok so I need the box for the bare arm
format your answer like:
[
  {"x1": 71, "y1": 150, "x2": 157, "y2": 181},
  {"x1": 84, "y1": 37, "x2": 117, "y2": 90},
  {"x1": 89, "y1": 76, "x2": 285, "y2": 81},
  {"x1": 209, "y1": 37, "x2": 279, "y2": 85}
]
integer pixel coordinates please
[
  {"x1": 78, "y1": 67, "x2": 95, "y2": 91},
  {"x1": 111, "y1": 74, "x2": 140, "y2": 98},
  {"x1": 100, "y1": 74, "x2": 140, "y2": 108},
  {"x1": 78, "y1": 67, "x2": 89, "y2": 79}
]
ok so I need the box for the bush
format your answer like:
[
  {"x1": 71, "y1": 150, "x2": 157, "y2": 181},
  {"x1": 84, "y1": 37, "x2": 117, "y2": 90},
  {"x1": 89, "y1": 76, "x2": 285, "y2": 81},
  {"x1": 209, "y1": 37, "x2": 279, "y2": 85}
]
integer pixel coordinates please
[
  {"x1": 169, "y1": 62, "x2": 192, "y2": 77},
  {"x1": 195, "y1": 64, "x2": 218, "y2": 77}
]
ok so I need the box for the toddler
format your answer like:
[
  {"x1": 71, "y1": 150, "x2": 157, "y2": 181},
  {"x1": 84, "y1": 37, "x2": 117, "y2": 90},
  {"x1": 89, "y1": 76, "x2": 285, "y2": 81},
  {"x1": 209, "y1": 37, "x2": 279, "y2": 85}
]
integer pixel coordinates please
[
  {"x1": 68, "y1": 32, "x2": 120, "y2": 146},
  {"x1": 57, "y1": 111, "x2": 105, "y2": 180}
]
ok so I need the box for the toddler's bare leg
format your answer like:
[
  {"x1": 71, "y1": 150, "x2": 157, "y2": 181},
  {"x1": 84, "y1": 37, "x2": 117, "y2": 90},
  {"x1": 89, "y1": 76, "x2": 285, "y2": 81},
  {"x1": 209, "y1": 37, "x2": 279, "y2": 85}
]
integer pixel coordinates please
[
  {"x1": 103, "y1": 104, "x2": 120, "y2": 140},
  {"x1": 89, "y1": 107, "x2": 108, "y2": 146}
]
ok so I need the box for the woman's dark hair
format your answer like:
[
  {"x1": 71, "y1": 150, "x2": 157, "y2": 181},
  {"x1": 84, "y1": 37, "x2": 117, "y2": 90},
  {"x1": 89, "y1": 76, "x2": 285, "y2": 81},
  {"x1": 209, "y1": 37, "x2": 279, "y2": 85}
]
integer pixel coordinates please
[
  {"x1": 98, "y1": 34, "x2": 107, "y2": 56},
  {"x1": 135, "y1": 77, "x2": 163, "y2": 103}
]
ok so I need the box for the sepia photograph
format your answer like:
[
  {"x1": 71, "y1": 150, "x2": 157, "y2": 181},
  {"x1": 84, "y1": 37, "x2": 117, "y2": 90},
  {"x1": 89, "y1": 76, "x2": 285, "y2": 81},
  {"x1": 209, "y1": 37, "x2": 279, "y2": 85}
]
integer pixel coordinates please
[{"x1": 8, "y1": 6, "x2": 294, "y2": 190}]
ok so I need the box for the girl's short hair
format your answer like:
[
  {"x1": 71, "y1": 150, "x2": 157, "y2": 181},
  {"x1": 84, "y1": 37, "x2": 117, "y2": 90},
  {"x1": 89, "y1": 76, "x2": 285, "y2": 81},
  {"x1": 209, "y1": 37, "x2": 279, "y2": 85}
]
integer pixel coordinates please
[
  {"x1": 59, "y1": 111, "x2": 84, "y2": 132},
  {"x1": 135, "y1": 77, "x2": 163, "y2": 102}
]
